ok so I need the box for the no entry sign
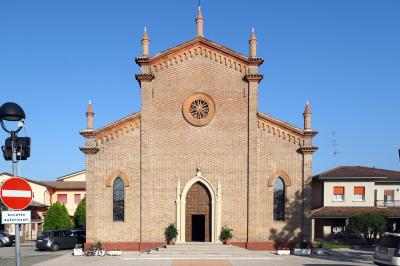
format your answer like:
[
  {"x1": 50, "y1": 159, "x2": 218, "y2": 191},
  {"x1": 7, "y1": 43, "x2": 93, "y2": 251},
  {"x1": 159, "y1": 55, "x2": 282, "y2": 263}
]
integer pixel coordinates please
[{"x1": 0, "y1": 177, "x2": 32, "y2": 210}]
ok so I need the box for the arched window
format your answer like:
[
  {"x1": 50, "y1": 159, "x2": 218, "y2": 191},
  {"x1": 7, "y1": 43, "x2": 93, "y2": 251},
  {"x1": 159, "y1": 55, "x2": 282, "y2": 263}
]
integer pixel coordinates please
[
  {"x1": 273, "y1": 177, "x2": 285, "y2": 221},
  {"x1": 113, "y1": 177, "x2": 124, "y2": 221}
]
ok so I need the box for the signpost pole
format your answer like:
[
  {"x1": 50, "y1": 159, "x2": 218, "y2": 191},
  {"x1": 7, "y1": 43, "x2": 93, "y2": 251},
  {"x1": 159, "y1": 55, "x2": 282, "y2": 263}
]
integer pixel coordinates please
[
  {"x1": 11, "y1": 131, "x2": 21, "y2": 266},
  {"x1": 0, "y1": 102, "x2": 28, "y2": 266}
]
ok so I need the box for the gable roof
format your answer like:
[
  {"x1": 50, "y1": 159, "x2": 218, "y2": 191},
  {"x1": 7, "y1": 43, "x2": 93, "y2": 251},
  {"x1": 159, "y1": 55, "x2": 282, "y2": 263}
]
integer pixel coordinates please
[
  {"x1": 56, "y1": 170, "x2": 85, "y2": 181},
  {"x1": 91, "y1": 112, "x2": 141, "y2": 145},
  {"x1": 314, "y1": 166, "x2": 400, "y2": 181},
  {"x1": 137, "y1": 37, "x2": 262, "y2": 68},
  {"x1": 0, "y1": 173, "x2": 50, "y2": 188},
  {"x1": 39, "y1": 181, "x2": 86, "y2": 190},
  {"x1": 1, "y1": 172, "x2": 85, "y2": 190},
  {"x1": 0, "y1": 172, "x2": 12, "y2": 176},
  {"x1": 257, "y1": 112, "x2": 305, "y2": 137}
]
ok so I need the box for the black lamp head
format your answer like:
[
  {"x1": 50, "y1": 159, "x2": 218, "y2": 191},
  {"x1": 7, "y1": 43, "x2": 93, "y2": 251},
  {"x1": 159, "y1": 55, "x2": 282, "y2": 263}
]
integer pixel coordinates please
[{"x1": 0, "y1": 102, "x2": 26, "y2": 121}]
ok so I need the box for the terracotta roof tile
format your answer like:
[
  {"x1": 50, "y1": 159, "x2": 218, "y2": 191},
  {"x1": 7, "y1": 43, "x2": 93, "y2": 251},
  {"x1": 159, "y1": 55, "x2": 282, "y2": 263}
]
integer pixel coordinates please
[
  {"x1": 39, "y1": 181, "x2": 85, "y2": 190},
  {"x1": 315, "y1": 166, "x2": 400, "y2": 181},
  {"x1": 311, "y1": 207, "x2": 400, "y2": 218}
]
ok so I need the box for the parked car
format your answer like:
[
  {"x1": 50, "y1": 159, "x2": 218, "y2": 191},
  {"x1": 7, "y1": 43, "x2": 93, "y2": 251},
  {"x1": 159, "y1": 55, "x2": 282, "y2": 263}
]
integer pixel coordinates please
[
  {"x1": 36, "y1": 229, "x2": 82, "y2": 251},
  {"x1": 0, "y1": 231, "x2": 15, "y2": 247},
  {"x1": 374, "y1": 232, "x2": 400, "y2": 265},
  {"x1": 70, "y1": 228, "x2": 86, "y2": 244},
  {"x1": 325, "y1": 231, "x2": 362, "y2": 241}
]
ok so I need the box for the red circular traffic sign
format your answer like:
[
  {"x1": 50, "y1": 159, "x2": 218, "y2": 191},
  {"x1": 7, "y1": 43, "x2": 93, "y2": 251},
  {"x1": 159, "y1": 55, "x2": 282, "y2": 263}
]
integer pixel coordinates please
[{"x1": 0, "y1": 177, "x2": 32, "y2": 210}]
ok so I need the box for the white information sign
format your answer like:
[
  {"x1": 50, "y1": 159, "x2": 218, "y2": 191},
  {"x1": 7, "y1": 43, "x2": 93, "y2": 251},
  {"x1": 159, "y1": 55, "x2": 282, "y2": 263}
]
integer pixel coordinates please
[{"x1": 1, "y1": 211, "x2": 31, "y2": 224}]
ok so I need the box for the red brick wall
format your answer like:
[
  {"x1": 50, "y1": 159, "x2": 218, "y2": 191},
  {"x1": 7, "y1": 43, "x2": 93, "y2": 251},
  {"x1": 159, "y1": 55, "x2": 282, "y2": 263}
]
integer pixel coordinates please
[
  {"x1": 84, "y1": 40, "x2": 312, "y2": 246},
  {"x1": 140, "y1": 53, "x2": 249, "y2": 242}
]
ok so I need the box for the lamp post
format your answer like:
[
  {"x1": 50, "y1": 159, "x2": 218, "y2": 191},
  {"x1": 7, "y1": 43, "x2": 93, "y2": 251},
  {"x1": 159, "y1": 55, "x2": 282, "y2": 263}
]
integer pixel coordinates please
[{"x1": 0, "y1": 102, "x2": 30, "y2": 266}]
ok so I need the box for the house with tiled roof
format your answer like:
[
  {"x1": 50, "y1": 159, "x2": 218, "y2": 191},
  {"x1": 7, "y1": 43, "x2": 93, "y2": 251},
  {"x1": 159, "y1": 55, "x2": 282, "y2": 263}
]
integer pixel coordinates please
[
  {"x1": 0, "y1": 171, "x2": 85, "y2": 241},
  {"x1": 311, "y1": 166, "x2": 400, "y2": 240}
]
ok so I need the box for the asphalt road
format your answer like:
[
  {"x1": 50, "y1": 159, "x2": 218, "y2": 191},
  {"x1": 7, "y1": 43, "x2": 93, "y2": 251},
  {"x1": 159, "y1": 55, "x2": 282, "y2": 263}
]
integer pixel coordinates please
[{"x1": 0, "y1": 245, "x2": 70, "y2": 266}]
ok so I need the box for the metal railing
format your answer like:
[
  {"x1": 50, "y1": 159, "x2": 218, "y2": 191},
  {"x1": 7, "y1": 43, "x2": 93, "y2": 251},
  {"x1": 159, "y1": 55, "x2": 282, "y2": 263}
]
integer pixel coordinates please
[{"x1": 375, "y1": 200, "x2": 400, "y2": 207}]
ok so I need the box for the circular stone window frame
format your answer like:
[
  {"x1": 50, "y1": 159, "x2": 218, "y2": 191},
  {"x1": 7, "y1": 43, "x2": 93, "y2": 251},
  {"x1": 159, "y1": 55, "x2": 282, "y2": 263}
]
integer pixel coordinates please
[{"x1": 182, "y1": 92, "x2": 216, "y2": 127}]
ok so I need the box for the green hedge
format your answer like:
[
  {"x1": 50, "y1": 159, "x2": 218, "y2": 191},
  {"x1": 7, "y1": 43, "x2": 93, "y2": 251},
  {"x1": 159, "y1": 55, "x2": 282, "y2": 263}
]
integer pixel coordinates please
[
  {"x1": 43, "y1": 202, "x2": 71, "y2": 231},
  {"x1": 73, "y1": 197, "x2": 86, "y2": 227}
]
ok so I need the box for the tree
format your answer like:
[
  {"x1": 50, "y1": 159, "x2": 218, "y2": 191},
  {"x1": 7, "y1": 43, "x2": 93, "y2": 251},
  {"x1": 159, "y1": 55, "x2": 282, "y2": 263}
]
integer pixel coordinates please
[
  {"x1": 348, "y1": 212, "x2": 386, "y2": 245},
  {"x1": 73, "y1": 197, "x2": 86, "y2": 228},
  {"x1": 43, "y1": 202, "x2": 71, "y2": 231}
]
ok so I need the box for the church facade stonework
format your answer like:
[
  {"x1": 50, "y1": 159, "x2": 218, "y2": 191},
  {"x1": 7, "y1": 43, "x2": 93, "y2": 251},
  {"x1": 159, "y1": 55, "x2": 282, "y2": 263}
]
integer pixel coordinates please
[{"x1": 80, "y1": 8, "x2": 318, "y2": 251}]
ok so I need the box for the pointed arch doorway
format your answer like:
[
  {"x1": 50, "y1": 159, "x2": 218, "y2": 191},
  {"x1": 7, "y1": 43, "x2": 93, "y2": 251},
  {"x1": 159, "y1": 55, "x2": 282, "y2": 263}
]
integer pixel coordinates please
[
  {"x1": 176, "y1": 172, "x2": 222, "y2": 243},
  {"x1": 185, "y1": 182, "x2": 211, "y2": 242}
]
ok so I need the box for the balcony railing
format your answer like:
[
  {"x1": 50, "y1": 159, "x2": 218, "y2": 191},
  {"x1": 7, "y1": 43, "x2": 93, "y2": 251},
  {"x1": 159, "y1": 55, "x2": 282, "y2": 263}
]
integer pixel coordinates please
[{"x1": 375, "y1": 200, "x2": 400, "y2": 207}]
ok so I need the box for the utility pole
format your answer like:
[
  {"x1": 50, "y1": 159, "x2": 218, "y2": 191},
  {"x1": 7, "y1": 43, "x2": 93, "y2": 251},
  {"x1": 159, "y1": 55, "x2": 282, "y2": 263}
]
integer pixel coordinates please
[{"x1": 332, "y1": 132, "x2": 339, "y2": 167}]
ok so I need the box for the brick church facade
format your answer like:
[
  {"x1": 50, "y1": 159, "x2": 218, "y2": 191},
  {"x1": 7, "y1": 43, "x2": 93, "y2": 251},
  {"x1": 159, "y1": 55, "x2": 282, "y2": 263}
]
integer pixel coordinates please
[{"x1": 80, "y1": 8, "x2": 318, "y2": 251}]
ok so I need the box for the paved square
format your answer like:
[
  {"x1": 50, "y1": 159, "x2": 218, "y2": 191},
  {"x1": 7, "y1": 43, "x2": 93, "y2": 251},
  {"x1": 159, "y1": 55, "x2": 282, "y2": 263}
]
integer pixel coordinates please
[
  {"x1": 29, "y1": 249, "x2": 374, "y2": 266},
  {"x1": 172, "y1": 260, "x2": 231, "y2": 266}
]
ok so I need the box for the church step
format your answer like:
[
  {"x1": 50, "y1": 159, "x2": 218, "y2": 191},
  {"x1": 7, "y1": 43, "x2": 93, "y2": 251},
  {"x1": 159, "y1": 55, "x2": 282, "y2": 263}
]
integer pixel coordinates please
[
  {"x1": 142, "y1": 243, "x2": 261, "y2": 256},
  {"x1": 161, "y1": 248, "x2": 247, "y2": 251},
  {"x1": 152, "y1": 249, "x2": 252, "y2": 253},
  {"x1": 162, "y1": 245, "x2": 246, "y2": 251}
]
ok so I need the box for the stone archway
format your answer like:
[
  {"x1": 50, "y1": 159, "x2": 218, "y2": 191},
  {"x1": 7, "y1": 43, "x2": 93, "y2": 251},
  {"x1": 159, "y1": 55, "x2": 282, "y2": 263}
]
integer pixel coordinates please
[{"x1": 176, "y1": 172, "x2": 221, "y2": 243}]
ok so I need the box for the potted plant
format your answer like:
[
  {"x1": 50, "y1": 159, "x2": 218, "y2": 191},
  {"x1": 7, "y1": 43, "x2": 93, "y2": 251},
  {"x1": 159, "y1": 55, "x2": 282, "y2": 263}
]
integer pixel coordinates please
[
  {"x1": 293, "y1": 242, "x2": 302, "y2": 255},
  {"x1": 73, "y1": 244, "x2": 84, "y2": 256},
  {"x1": 293, "y1": 241, "x2": 312, "y2": 256},
  {"x1": 219, "y1": 225, "x2": 233, "y2": 245},
  {"x1": 276, "y1": 243, "x2": 291, "y2": 255},
  {"x1": 165, "y1": 224, "x2": 178, "y2": 245}
]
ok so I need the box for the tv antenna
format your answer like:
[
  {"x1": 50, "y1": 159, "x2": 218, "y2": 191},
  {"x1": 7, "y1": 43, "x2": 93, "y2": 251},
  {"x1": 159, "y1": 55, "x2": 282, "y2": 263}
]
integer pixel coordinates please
[{"x1": 332, "y1": 132, "x2": 340, "y2": 167}]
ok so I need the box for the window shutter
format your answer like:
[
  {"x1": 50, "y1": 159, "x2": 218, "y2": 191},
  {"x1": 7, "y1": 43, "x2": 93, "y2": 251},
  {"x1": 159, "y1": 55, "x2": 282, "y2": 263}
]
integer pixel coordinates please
[
  {"x1": 354, "y1": 187, "x2": 365, "y2": 195},
  {"x1": 74, "y1": 194, "x2": 81, "y2": 204},
  {"x1": 333, "y1": 186, "x2": 344, "y2": 195},
  {"x1": 384, "y1": 190, "x2": 394, "y2": 196},
  {"x1": 57, "y1": 194, "x2": 67, "y2": 204}
]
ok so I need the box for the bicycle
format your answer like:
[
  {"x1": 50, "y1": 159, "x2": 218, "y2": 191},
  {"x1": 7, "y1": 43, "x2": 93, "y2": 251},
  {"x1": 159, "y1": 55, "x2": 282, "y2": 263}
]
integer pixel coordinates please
[{"x1": 84, "y1": 247, "x2": 106, "y2": 256}]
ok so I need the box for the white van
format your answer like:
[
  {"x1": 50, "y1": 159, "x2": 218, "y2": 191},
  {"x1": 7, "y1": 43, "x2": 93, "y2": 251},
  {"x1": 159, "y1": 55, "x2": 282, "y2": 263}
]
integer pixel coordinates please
[{"x1": 374, "y1": 233, "x2": 400, "y2": 265}]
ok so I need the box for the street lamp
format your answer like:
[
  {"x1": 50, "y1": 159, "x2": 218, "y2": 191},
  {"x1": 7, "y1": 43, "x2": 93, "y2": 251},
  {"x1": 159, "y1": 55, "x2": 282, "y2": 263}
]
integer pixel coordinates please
[
  {"x1": 0, "y1": 102, "x2": 30, "y2": 162},
  {"x1": 0, "y1": 102, "x2": 30, "y2": 266}
]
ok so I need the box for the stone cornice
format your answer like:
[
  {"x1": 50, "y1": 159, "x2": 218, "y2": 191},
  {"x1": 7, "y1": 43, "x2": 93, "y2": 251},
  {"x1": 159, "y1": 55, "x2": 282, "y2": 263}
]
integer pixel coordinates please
[
  {"x1": 79, "y1": 146, "x2": 99, "y2": 155},
  {"x1": 135, "y1": 73, "x2": 155, "y2": 86},
  {"x1": 79, "y1": 129, "x2": 94, "y2": 139},
  {"x1": 304, "y1": 130, "x2": 319, "y2": 137},
  {"x1": 299, "y1": 146, "x2": 319, "y2": 154},
  {"x1": 245, "y1": 74, "x2": 264, "y2": 82},
  {"x1": 135, "y1": 57, "x2": 150, "y2": 64},
  {"x1": 249, "y1": 57, "x2": 264, "y2": 65}
]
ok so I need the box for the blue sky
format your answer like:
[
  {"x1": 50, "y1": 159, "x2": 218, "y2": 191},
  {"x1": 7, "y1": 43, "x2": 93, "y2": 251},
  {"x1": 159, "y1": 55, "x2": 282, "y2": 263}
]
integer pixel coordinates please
[{"x1": 0, "y1": 0, "x2": 399, "y2": 180}]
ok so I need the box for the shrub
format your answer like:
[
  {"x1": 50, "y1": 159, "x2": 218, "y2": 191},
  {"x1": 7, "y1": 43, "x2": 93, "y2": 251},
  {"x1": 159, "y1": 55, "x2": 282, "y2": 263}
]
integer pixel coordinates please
[
  {"x1": 44, "y1": 202, "x2": 72, "y2": 231},
  {"x1": 219, "y1": 225, "x2": 233, "y2": 241},
  {"x1": 164, "y1": 224, "x2": 178, "y2": 241},
  {"x1": 348, "y1": 212, "x2": 386, "y2": 245},
  {"x1": 73, "y1": 197, "x2": 86, "y2": 228},
  {"x1": 93, "y1": 241, "x2": 101, "y2": 249}
]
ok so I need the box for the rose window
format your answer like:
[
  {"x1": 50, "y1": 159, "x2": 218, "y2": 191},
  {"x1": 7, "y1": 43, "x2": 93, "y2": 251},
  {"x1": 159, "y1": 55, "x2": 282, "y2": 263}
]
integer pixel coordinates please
[
  {"x1": 190, "y1": 99, "x2": 210, "y2": 119},
  {"x1": 183, "y1": 93, "x2": 215, "y2": 126}
]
